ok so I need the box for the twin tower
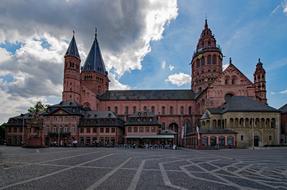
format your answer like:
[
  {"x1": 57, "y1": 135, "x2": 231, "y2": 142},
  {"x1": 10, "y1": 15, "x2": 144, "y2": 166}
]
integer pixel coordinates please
[{"x1": 62, "y1": 31, "x2": 109, "y2": 108}]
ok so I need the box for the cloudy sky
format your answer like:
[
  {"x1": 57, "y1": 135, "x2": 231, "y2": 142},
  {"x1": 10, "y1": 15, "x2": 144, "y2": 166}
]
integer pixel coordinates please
[{"x1": 0, "y1": 0, "x2": 287, "y2": 123}]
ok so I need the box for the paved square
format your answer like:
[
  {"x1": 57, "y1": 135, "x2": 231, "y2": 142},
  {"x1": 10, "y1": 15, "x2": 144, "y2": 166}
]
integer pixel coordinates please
[{"x1": 0, "y1": 146, "x2": 287, "y2": 190}]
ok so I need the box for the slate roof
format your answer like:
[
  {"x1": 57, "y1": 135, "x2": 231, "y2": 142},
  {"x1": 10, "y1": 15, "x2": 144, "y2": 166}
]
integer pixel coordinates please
[
  {"x1": 279, "y1": 104, "x2": 287, "y2": 113},
  {"x1": 98, "y1": 90, "x2": 197, "y2": 100},
  {"x1": 82, "y1": 34, "x2": 106, "y2": 74},
  {"x1": 83, "y1": 111, "x2": 117, "y2": 119},
  {"x1": 207, "y1": 96, "x2": 279, "y2": 114},
  {"x1": 199, "y1": 128, "x2": 237, "y2": 134},
  {"x1": 222, "y1": 96, "x2": 279, "y2": 112},
  {"x1": 207, "y1": 108, "x2": 222, "y2": 114},
  {"x1": 43, "y1": 101, "x2": 85, "y2": 116},
  {"x1": 65, "y1": 35, "x2": 80, "y2": 59}
]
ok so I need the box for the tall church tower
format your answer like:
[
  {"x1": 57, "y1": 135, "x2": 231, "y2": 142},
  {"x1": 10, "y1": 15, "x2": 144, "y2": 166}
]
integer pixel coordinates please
[
  {"x1": 81, "y1": 30, "x2": 109, "y2": 96},
  {"x1": 62, "y1": 33, "x2": 81, "y2": 103},
  {"x1": 191, "y1": 19, "x2": 223, "y2": 93},
  {"x1": 254, "y1": 58, "x2": 267, "y2": 104}
]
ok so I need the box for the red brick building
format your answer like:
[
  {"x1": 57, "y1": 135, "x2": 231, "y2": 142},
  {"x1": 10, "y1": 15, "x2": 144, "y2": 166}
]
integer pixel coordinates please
[{"x1": 4, "y1": 20, "x2": 282, "y2": 148}]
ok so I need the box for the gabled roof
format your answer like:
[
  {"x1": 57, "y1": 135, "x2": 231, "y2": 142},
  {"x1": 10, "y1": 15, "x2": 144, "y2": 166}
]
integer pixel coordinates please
[
  {"x1": 43, "y1": 101, "x2": 84, "y2": 116},
  {"x1": 205, "y1": 96, "x2": 279, "y2": 114},
  {"x1": 213, "y1": 96, "x2": 279, "y2": 113},
  {"x1": 279, "y1": 104, "x2": 287, "y2": 113},
  {"x1": 82, "y1": 33, "x2": 106, "y2": 74},
  {"x1": 65, "y1": 35, "x2": 80, "y2": 59},
  {"x1": 222, "y1": 96, "x2": 278, "y2": 113},
  {"x1": 98, "y1": 90, "x2": 197, "y2": 101},
  {"x1": 211, "y1": 63, "x2": 253, "y2": 87}
]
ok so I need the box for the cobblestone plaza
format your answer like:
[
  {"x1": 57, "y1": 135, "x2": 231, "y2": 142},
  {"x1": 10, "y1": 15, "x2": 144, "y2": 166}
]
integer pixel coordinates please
[{"x1": 0, "y1": 147, "x2": 287, "y2": 190}]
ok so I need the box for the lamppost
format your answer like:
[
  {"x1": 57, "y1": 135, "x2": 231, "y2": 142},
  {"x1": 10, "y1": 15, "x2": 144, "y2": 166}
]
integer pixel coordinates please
[
  {"x1": 252, "y1": 118, "x2": 254, "y2": 150},
  {"x1": 21, "y1": 114, "x2": 25, "y2": 145},
  {"x1": 57, "y1": 127, "x2": 60, "y2": 147}
]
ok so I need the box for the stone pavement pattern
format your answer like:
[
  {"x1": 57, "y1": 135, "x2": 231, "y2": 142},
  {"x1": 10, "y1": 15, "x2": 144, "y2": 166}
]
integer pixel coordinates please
[{"x1": 0, "y1": 146, "x2": 287, "y2": 190}]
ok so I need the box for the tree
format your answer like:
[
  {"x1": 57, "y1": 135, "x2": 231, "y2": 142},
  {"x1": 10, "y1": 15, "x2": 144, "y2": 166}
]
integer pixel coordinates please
[
  {"x1": 0, "y1": 123, "x2": 5, "y2": 144},
  {"x1": 28, "y1": 101, "x2": 48, "y2": 115}
]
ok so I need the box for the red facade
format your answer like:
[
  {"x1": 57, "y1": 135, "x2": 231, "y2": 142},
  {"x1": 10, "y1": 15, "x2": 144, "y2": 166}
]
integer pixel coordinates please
[{"x1": 59, "y1": 20, "x2": 268, "y2": 147}]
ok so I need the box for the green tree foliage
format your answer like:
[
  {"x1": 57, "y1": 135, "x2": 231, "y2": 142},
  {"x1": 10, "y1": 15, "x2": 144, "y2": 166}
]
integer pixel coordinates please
[
  {"x1": 0, "y1": 123, "x2": 5, "y2": 144},
  {"x1": 28, "y1": 101, "x2": 48, "y2": 115}
]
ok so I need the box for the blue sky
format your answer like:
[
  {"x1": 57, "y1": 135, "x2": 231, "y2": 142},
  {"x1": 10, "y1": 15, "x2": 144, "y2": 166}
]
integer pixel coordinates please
[
  {"x1": 0, "y1": 0, "x2": 286, "y2": 123},
  {"x1": 121, "y1": 0, "x2": 287, "y2": 108}
]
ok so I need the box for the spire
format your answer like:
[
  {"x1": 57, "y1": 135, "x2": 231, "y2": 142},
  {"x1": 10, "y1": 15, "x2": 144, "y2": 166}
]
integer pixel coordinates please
[
  {"x1": 229, "y1": 57, "x2": 232, "y2": 64},
  {"x1": 205, "y1": 18, "x2": 208, "y2": 29},
  {"x1": 95, "y1": 27, "x2": 97, "y2": 38},
  {"x1": 82, "y1": 31, "x2": 106, "y2": 74},
  {"x1": 257, "y1": 58, "x2": 263, "y2": 65},
  {"x1": 65, "y1": 31, "x2": 80, "y2": 59}
]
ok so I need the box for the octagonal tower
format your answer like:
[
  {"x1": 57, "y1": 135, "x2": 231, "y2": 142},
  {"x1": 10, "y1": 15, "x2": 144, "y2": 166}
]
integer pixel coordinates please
[{"x1": 191, "y1": 19, "x2": 223, "y2": 93}]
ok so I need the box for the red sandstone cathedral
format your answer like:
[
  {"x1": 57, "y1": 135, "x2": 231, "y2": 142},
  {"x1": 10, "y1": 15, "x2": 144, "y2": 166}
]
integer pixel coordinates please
[{"x1": 5, "y1": 20, "x2": 283, "y2": 148}]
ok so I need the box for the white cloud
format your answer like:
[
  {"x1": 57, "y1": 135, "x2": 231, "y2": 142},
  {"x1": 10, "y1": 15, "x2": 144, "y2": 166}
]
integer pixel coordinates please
[
  {"x1": 104, "y1": 0, "x2": 178, "y2": 77},
  {"x1": 161, "y1": 60, "x2": 166, "y2": 69},
  {"x1": 165, "y1": 72, "x2": 191, "y2": 86},
  {"x1": 222, "y1": 63, "x2": 229, "y2": 71},
  {"x1": 0, "y1": 1, "x2": 178, "y2": 123},
  {"x1": 284, "y1": 3, "x2": 287, "y2": 15},
  {"x1": 280, "y1": 89, "x2": 287, "y2": 94},
  {"x1": 0, "y1": 47, "x2": 11, "y2": 63},
  {"x1": 168, "y1": 64, "x2": 175, "y2": 71},
  {"x1": 109, "y1": 74, "x2": 130, "y2": 90}
]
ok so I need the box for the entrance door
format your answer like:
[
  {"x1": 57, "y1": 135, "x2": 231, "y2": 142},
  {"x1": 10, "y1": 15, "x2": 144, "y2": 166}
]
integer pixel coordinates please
[{"x1": 254, "y1": 136, "x2": 259, "y2": 147}]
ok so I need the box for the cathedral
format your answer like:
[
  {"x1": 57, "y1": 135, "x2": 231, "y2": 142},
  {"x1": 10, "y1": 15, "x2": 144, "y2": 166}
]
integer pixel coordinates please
[{"x1": 4, "y1": 20, "x2": 282, "y2": 148}]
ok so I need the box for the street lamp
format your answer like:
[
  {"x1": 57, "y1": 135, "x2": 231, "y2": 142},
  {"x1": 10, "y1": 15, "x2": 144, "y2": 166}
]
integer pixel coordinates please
[
  {"x1": 58, "y1": 127, "x2": 60, "y2": 147},
  {"x1": 21, "y1": 114, "x2": 25, "y2": 145},
  {"x1": 252, "y1": 118, "x2": 254, "y2": 150}
]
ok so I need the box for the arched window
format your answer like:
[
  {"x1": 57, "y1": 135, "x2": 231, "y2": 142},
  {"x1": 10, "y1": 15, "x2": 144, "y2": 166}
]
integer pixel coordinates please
[
  {"x1": 255, "y1": 118, "x2": 260, "y2": 127},
  {"x1": 201, "y1": 56, "x2": 205, "y2": 65},
  {"x1": 180, "y1": 106, "x2": 184, "y2": 114},
  {"x1": 219, "y1": 136, "x2": 225, "y2": 146},
  {"x1": 213, "y1": 55, "x2": 217, "y2": 64},
  {"x1": 188, "y1": 106, "x2": 192, "y2": 115},
  {"x1": 235, "y1": 118, "x2": 239, "y2": 128},
  {"x1": 114, "y1": 106, "x2": 118, "y2": 114},
  {"x1": 261, "y1": 118, "x2": 265, "y2": 128},
  {"x1": 227, "y1": 136, "x2": 234, "y2": 146},
  {"x1": 207, "y1": 55, "x2": 212, "y2": 64},
  {"x1": 133, "y1": 106, "x2": 136, "y2": 113},
  {"x1": 162, "y1": 106, "x2": 165, "y2": 115},
  {"x1": 151, "y1": 106, "x2": 155, "y2": 113},
  {"x1": 239, "y1": 118, "x2": 244, "y2": 127},
  {"x1": 245, "y1": 118, "x2": 249, "y2": 127},
  {"x1": 271, "y1": 118, "x2": 276, "y2": 128},
  {"x1": 210, "y1": 136, "x2": 217, "y2": 146},
  {"x1": 170, "y1": 106, "x2": 173, "y2": 115},
  {"x1": 196, "y1": 59, "x2": 200, "y2": 68},
  {"x1": 231, "y1": 76, "x2": 238, "y2": 85},
  {"x1": 225, "y1": 76, "x2": 230, "y2": 85},
  {"x1": 225, "y1": 93, "x2": 233, "y2": 102},
  {"x1": 230, "y1": 118, "x2": 234, "y2": 128}
]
